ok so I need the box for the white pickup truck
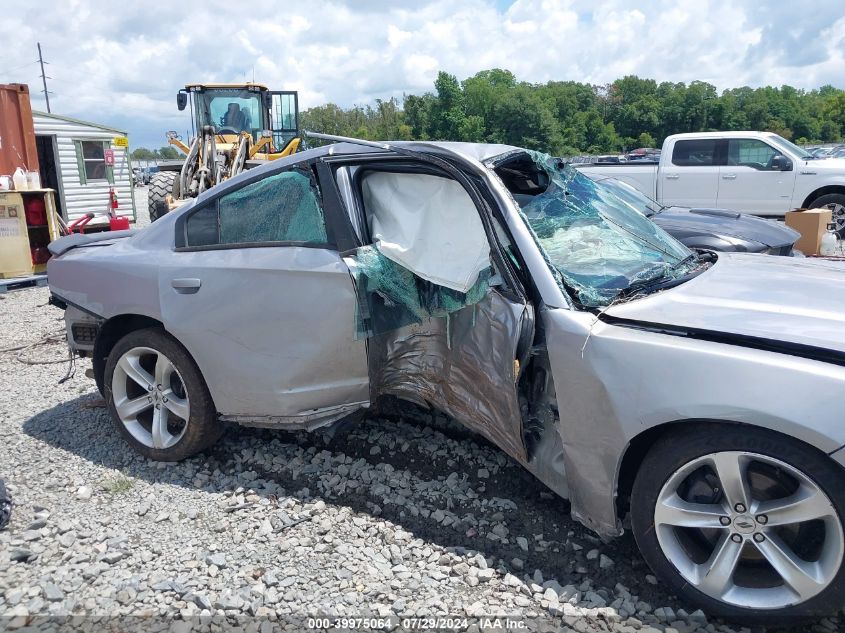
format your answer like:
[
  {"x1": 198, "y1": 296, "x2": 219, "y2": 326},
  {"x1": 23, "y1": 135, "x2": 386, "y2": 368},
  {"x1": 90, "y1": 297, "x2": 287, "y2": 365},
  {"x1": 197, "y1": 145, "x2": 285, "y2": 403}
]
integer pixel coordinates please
[{"x1": 575, "y1": 131, "x2": 845, "y2": 232}]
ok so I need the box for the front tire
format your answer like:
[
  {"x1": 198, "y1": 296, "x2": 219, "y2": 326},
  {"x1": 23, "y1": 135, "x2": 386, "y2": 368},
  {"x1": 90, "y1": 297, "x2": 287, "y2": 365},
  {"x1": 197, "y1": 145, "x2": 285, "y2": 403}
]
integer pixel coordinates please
[
  {"x1": 807, "y1": 193, "x2": 845, "y2": 238},
  {"x1": 631, "y1": 424, "x2": 845, "y2": 624},
  {"x1": 104, "y1": 328, "x2": 222, "y2": 461},
  {"x1": 148, "y1": 171, "x2": 180, "y2": 223}
]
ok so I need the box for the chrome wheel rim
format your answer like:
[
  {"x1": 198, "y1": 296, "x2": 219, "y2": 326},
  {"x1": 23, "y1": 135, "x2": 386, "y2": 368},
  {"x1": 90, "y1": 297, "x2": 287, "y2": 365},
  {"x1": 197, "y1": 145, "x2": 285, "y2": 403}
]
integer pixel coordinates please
[
  {"x1": 655, "y1": 451, "x2": 843, "y2": 609},
  {"x1": 111, "y1": 347, "x2": 190, "y2": 449},
  {"x1": 821, "y1": 202, "x2": 845, "y2": 232}
]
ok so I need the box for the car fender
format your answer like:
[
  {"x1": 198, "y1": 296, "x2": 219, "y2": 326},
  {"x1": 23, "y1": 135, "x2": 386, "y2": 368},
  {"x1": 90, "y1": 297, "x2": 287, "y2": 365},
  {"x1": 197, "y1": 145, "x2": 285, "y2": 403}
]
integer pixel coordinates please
[{"x1": 542, "y1": 308, "x2": 845, "y2": 538}]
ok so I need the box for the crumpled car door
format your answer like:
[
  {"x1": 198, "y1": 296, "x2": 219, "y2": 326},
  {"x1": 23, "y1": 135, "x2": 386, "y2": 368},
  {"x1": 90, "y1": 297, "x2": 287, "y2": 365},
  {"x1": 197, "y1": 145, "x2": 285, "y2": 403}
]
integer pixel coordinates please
[{"x1": 319, "y1": 152, "x2": 534, "y2": 462}]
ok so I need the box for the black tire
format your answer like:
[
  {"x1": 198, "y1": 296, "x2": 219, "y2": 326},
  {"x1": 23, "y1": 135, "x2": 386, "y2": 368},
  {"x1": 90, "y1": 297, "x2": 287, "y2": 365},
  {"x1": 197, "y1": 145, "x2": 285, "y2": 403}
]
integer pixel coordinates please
[
  {"x1": 806, "y1": 193, "x2": 845, "y2": 238},
  {"x1": 104, "y1": 328, "x2": 223, "y2": 461},
  {"x1": 148, "y1": 171, "x2": 180, "y2": 223},
  {"x1": 631, "y1": 424, "x2": 845, "y2": 624}
]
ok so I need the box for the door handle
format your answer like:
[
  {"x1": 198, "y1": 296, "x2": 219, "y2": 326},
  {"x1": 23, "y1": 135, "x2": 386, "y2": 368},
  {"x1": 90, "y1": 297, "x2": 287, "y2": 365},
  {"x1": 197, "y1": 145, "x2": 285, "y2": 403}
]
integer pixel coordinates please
[
  {"x1": 171, "y1": 278, "x2": 201, "y2": 294},
  {"x1": 665, "y1": 173, "x2": 680, "y2": 180},
  {"x1": 722, "y1": 173, "x2": 737, "y2": 180}
]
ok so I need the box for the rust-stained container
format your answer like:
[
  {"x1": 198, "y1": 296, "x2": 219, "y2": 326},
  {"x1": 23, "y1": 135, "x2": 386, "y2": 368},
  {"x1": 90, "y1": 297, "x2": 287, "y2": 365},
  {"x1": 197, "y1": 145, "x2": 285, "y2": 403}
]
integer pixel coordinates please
[{"x1": 0, "y1": 84, "x2": 39, "y2": 176}]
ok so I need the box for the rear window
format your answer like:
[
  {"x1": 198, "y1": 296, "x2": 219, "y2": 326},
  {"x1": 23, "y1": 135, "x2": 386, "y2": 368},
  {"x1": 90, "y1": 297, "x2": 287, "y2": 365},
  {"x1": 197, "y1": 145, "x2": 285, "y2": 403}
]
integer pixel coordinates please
[{"x1": 671, "y1": 139, "x2": 719, "y2": 166}]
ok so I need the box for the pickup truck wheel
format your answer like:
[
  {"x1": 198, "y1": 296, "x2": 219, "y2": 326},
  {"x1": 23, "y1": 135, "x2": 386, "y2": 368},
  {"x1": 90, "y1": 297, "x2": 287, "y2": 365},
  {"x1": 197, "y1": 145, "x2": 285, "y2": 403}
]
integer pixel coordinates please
[
  {"x1": 104, "y1": 328, "x2": 223, "y2": 461},
  {"x1": 631, "y1": 425, "x2": 845, "y2": 624},
  {"x1": 807, "y1": 193, "x2": 845, "y2": 237}
]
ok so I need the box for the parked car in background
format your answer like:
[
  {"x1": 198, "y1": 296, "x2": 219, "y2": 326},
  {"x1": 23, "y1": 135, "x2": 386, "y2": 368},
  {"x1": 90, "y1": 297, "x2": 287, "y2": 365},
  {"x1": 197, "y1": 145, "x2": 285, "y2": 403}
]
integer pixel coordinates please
[
  {"x1": 132, "y1": 167, "x2": 151, "y2": 186},
  {"x1": 48, "y1": 139, "x2": 845, "y2": 622},
  {"x1": 575, "y1": 131, "x2": 845, "y2": 235},
  {"x1": 583, "y1": 174, "x2": 799, "y2": 255}
]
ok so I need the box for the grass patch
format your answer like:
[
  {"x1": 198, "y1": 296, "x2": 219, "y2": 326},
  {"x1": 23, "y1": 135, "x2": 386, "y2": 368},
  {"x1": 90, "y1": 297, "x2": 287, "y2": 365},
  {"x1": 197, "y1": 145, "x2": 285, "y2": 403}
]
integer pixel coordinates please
[{"x1": 103, "y1": 474, "x2": 135, "y2": 495}]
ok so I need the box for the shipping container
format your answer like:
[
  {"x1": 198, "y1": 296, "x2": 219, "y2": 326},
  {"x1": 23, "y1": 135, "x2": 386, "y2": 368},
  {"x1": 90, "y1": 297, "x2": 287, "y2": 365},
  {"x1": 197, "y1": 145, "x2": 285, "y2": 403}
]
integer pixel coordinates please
[{"x1": 0, "y1": 83, "x2": 39, "y2": 175}]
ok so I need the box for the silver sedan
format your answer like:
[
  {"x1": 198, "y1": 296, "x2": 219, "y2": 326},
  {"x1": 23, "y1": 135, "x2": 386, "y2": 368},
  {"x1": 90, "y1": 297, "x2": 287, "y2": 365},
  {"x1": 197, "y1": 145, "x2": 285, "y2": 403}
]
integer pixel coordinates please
[{"x1": 48, "y1": 139, "x2": 845, "y2": 623}]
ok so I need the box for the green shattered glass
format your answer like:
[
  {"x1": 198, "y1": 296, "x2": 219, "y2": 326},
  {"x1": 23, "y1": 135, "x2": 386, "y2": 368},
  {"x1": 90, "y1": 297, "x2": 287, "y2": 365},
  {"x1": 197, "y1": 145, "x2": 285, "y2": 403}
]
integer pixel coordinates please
[
  {"x1": 349, "y1": 245, "x2": 492, "y2": 338},
  {"x1": 520, "y1": 150, "x2": 693, "y2": 307},
  {"x1": 219, "y1": 170, "x2": 327, "y2": 244}
]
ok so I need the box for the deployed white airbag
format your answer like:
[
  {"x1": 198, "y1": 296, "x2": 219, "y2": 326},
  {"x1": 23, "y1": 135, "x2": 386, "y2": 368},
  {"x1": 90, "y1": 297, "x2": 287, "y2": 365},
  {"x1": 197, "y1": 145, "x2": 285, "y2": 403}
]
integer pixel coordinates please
[{"x1": 362, "y1": 171, "x2": 490, "y2": 292}]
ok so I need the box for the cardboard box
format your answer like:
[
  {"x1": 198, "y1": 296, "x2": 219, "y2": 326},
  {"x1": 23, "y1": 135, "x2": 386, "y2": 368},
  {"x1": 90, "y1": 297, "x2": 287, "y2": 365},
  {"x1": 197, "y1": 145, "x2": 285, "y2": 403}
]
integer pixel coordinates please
[{"x1": 785, "y1": 208, "x2": 833, "y2": 255}]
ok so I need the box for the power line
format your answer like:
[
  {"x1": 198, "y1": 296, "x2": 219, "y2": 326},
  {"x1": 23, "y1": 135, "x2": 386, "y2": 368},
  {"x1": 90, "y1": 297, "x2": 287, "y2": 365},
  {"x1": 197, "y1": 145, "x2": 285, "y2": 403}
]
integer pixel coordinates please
[
  {"x1": 0, "y1": 60, "x2": 38, "y2": 76},
  {"x1": 37, "y1": 42, "x2": 52, "y2": 113}
]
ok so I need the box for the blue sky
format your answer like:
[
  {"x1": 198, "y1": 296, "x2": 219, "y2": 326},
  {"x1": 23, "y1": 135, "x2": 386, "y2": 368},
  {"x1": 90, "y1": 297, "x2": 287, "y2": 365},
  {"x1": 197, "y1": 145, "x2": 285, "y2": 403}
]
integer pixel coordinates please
[{"x1": 2, "y1": 0, "x2": 844, "y2": 149}]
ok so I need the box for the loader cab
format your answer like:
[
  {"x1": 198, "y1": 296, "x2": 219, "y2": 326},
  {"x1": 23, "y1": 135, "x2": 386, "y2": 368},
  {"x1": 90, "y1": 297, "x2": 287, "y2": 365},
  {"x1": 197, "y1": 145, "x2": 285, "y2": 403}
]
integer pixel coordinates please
[{"x1": 177, "y1": 84, "x2": 299, "y2": 153}]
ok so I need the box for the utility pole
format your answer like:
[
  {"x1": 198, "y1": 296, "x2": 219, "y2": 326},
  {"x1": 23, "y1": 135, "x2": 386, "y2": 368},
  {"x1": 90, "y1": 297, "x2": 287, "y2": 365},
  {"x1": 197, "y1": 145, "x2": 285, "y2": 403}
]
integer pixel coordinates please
[{"x1": 37, "y1": 42, "x2": 51, "y2": 113}]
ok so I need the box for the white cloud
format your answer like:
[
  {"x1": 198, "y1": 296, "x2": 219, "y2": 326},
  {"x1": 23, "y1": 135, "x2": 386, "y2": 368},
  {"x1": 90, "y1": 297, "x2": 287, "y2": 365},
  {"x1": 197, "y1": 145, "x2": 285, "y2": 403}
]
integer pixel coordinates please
[{"x1": 0, "y1": 0, "x2": 842, "y2": 148}]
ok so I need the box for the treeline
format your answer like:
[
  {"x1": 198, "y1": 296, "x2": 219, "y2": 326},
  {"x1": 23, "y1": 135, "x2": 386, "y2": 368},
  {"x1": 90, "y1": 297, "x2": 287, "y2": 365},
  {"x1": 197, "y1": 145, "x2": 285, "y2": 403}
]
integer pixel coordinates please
[
  {"x1": 301, "y1": 69, "x2": 845, "y2": 155},
  {"x1": 130, "y1": 146, "x2": 181, "y2": 160}
]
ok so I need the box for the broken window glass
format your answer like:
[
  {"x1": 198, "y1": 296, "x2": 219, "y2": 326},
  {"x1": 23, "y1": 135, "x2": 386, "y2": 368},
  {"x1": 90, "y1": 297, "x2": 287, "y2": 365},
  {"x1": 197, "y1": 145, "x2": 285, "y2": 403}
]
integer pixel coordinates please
[
  {"x1": 499, "y1": 151, "x2": 695, "y2": 308},
  {"x1": 346, "y1": 245, "x2": 493, "y2": 339},
  {"x1": 218, "y1": 170, "x2": 327, "y2": 245},
  {"x1": 344, "y1": 169, "x2": 496, "y2": 338}
]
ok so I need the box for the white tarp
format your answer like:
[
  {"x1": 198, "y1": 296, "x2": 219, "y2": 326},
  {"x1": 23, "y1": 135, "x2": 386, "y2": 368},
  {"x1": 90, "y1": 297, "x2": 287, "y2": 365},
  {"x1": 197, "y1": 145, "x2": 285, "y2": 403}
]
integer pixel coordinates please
[{"x1": 362, "y1": 171, "x2": 490, "y2": 293}]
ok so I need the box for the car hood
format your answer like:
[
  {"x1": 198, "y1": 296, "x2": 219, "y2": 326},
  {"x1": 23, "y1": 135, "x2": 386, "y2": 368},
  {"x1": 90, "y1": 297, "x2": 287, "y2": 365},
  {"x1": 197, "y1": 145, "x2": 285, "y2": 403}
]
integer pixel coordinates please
[
  {"x1": 802, "y1": 157, "x2": 845, "y2": 171},
  {"x1": 605, "y1": 253, "x2": 845, "y2": 354},
  {"x1": 653, "y1": 207, "x2": 799, "y2": 247}
]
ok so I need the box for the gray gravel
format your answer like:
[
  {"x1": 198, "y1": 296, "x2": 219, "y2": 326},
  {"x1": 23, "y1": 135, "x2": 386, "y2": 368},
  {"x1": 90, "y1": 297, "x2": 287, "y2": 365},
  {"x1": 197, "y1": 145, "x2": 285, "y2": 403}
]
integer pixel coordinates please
[{"x1": 0, "y1": 190, "x2": 837, "y2": 632}]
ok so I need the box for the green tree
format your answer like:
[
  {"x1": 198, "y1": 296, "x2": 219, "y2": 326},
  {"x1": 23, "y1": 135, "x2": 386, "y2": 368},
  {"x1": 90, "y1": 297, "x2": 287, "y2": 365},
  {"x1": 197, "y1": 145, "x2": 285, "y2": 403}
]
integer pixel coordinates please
[
  {"x1": 293, "y1": 69, "x2": 845, "y2": 155},
  {"x1": 158, "y1": 146, "x2": 180, "y2": 159},
  {"x1": 130, "y1": 147, "x2": 157, "y2": 160}
]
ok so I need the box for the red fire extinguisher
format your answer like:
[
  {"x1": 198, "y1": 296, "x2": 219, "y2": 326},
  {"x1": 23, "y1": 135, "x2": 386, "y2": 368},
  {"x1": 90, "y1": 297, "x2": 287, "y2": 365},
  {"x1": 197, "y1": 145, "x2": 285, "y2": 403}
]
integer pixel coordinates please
[
  {"x1": 107, "y1": 187, "x2": 130, "y2": 231},
  {"x1": 108, "y1": 187, "x2": 119, "y2": 215}
]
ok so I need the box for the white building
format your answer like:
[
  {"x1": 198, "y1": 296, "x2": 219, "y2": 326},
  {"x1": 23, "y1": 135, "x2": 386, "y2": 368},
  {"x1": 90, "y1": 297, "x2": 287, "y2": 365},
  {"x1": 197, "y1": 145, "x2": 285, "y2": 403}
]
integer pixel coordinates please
[{"x1": 32, "y1": 111, "x2": 136, "y2": 222}]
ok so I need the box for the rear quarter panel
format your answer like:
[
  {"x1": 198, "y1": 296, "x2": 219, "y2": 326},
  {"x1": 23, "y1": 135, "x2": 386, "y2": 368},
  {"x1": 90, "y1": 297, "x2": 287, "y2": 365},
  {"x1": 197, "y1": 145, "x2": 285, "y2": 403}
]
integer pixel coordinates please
[{"x1": 47, "y1": 237, "x2": 163, "y2": 321}]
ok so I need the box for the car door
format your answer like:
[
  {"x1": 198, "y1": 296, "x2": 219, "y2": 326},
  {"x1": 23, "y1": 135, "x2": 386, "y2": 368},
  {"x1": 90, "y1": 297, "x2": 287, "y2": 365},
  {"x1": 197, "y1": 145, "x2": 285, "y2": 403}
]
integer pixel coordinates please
[
  {"x1": 321, "y1": 152, "x2": 535, "y2": 464},
  {"x1": 659, "y1": 138, "x2": 720, "y2": 207},
  {"x1": 159, "y1": 161, "x2": 369, "y2": 425},
  {"x1": 717, "y1": 137, "x2": 797, "y2": 214}
]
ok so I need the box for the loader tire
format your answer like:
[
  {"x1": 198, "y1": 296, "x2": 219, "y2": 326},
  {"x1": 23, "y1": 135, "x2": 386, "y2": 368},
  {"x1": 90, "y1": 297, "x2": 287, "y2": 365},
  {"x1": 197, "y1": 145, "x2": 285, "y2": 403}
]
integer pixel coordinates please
[{"x1": 148, "y1": 171, "x2": 180, "y2": 223}]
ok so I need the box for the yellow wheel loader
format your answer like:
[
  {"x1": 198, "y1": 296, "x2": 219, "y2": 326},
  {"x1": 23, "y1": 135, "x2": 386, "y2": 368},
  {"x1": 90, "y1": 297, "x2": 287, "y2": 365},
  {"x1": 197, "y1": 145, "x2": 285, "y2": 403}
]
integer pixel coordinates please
[{"x1": 148, "y1": 83, "x2": 301, "y2": 221}]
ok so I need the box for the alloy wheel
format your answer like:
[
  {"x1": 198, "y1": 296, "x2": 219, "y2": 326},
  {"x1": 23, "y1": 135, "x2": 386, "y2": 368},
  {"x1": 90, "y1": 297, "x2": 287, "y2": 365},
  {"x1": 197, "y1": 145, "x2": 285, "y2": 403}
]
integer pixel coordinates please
[
  {"x1": 821, "y1": 202, "x2": 845, "y2": 233},
  {"x1": 654, "y1": 451, "x2": 844, "y2": 609},
  {"x1": 111, "y1": 346, "x2": 190, "y2": 449}
]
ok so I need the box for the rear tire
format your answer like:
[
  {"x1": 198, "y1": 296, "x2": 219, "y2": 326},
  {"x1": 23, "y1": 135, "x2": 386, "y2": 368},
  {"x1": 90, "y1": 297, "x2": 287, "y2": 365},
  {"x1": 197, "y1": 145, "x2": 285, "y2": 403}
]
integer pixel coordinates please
[
  {"x1": 807, "y1": 193, "x2": 845, "y2": 237},
  {"x1": 104, "y1": 328, "x2": 223, "y2": 461},
  {"x1": 148, "y1": 171, "x2": 180, "y2": 223},
  {"x1": 631, "y1": 424, "x2": 845, "y2": 624}
]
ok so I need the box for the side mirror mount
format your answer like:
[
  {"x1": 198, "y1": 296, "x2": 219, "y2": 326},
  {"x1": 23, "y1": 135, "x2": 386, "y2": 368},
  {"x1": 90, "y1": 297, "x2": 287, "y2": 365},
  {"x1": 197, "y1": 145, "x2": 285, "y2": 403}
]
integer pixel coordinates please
[
  {"x1": 772, "y1": 155, "x2": 792, "y2": 171},
  {"x1": 263, "y1": 92, "x2": 273, "y2": 112},
  {"x1": 176, "y1": 91, "x2": 188, "y2": 111}
]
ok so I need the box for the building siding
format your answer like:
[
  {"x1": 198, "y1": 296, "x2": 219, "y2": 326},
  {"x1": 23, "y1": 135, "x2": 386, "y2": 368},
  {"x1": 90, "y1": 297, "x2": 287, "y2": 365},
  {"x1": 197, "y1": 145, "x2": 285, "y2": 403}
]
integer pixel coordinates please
[{"x1": 32, "y1": 111, "x2": 136, "y2": 222}]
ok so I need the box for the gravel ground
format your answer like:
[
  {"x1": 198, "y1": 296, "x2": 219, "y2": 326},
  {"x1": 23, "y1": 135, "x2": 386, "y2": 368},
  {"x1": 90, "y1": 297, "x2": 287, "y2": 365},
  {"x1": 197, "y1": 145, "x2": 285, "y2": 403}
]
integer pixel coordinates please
[{"x1": 0, "y1": 190, "x2": 837, "y2": 632}]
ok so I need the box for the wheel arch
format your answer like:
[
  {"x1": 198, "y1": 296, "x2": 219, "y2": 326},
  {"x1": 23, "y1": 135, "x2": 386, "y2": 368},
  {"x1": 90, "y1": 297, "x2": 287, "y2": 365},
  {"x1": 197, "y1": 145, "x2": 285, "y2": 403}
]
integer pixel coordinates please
[
  {"x1": 614, "y1": 418, "x2": 843, "y2": 522},
  {"x1": 801, "y1": 184, "x2": 845, "y2": 209},
  {"x1": 93, "y1": 314, "x2": 200, "y2": 397}
]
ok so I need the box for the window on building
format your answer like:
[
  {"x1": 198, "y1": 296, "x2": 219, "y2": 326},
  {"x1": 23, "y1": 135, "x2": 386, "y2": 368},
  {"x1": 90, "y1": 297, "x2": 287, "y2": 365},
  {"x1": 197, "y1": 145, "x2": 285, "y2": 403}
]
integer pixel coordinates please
[{"x1": 74, "y1": 140, "x2": 113, "y2": 184}]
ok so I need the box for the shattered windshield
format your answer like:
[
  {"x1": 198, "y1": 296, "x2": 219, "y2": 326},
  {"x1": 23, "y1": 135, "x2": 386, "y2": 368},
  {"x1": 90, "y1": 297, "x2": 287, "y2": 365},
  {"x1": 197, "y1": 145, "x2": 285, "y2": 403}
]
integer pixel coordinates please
[
  {"x1": 498, "y1": 151, "x2": 695, "y2": 308},
  {"x1": 589, "y1": 176, "x2": 663, "y2": 217}
]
